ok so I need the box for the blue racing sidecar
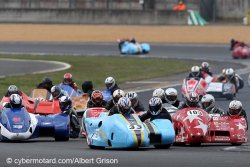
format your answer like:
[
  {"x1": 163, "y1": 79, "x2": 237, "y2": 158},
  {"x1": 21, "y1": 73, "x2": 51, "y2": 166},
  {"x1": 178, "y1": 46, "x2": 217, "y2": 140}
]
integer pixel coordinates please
[{"x1": 84, "y1": 108, "x2": 174, "y2": 149}]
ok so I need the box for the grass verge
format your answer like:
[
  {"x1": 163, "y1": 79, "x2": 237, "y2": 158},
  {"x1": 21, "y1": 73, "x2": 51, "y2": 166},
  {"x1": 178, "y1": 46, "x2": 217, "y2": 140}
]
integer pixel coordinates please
[{"x1": 0, "y1": 55, "x2": 195, "y2": 95}]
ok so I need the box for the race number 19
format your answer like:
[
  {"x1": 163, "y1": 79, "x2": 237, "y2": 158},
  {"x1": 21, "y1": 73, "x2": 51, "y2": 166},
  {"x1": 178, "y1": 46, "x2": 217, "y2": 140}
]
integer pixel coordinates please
[{"x1": 187, "y1": 110, "x2": 203, "y2": 116}]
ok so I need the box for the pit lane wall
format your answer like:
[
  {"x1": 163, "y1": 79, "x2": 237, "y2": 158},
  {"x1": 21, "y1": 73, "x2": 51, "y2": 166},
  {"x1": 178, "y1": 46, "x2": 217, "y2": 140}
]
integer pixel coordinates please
[{"x1": 0, "y1": 9, "x2": 187, "y2": 25}]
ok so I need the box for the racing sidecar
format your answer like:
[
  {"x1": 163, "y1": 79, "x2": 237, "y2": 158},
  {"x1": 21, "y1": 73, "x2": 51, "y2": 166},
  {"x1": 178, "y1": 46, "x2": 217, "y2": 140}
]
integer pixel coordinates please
[
  {"x1": 172, "y1": 108, "x2": 247, "y2": 145},
  {"x1": 231, "y1": 44, "x2": 250, "y2": 59},
  {"x1": 206, "y1": 82, "x2": 236, "y2": 100},
  {"x1": 119, "y1": 41, "x2": 150, "y2": 55},
  {"x1": 0, "y1": 107, "x2": 39, "y2": 141},
  {"x1": 0, "y1": 107, "x2": 70, "y2": 141},
  {"x1": 58, "y1": 85, "x2": 89, "y2": 116},
  {"x1": 84, "y1": 108, "x2": 175, "y2": 149},
  {"x1": 182, "y1": 77, "x2": 207, "y2": 98}
]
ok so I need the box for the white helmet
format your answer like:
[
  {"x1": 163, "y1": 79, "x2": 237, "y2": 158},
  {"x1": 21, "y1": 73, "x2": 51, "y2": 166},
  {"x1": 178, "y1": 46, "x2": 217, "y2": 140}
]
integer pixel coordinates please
[
  {"x1": 225, "y1": 68, "x2": 234, "y2": 76},
  {"x1": 152, "y1": 88, "x2": 165, "y2": 101},
  {"x1": 118, "y1": 97, "x2": 132, "y2": 114},
  {"x1": 201, "y1": 62, "x2": 209, "y2": 68},
  {"x1": 225, "y1": 68, "x2": 235, "y2": 80},
  {"x1": 165, "y1": 88, "x2": 178, "y2": 104},
  {"x1": 191, "y1": 66, "x2": 200, "y2": 73},
  {"x1": 228, "y1": 100, "x2": 242, "y2": 116},
  {"x1": 149, "y1": 97, "x2": 162, "y2": 116},
  {"x1": 125, "y1": 91, "x2": 139, "y2": 108},
  {"x1": 201, "y1": 94, "x2": 215, "y2": 110},
  {"x1": 191, "y1": 66, "x2": 200, "y2": 77},
  {"x1": 201, "y1": 62, "x2": 210, "y2": 72},
  {"x1": 105, "y1": 77, "x2": 115, "y2": 90},
  {"x1": 8, "y1": 85, "x2": 18, "y2": 93},
  {"x1": 9, "y1": 94, "x2": 22, "y2": 108},
  {"x1": 112, "y1": 89, "x2": 125, "y2": 104}
]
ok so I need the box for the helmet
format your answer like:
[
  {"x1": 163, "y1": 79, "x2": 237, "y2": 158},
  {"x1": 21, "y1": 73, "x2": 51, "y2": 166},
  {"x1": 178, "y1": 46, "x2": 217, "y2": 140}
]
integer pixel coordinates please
[
  {"x1": 185, "y1": 92, "x2": 199, "y2": 107},
  {"x1": 105, "y1": 77, "x2": 115, "y2": 90},
  {"x1": 149, "y1": 97, "x2": 162, "y2": 116},
  {"x1": 81, "y1": 81, "x2": 93, "y2": 93},
  {"x1": 7, "y1": 85, "x2": 19, "y2": 95},
  {"x1": 91, "y1": 90, "x2": 103, "y2": 105},
  {"x1": 191, "y1": 66, "x2": 200, "y2": 77},
  {"x1": 201, "y1": 62, "x2": 210, "y2": 72},
  {"x1": 42, "y1": 77, "x2": 52, "y2": 85},
  {"x1": 152, "y1": 88, "x2": 165, "y2": 101},
  {"x1": 117, "y1": 97, "x2": 132, "y2": 114},
  {"x1": 225, "y1": 68, "x2": 235, "y2": 80},
  {"x1": 125, "y1": 91, "x2": 139, "y2": 108},
  {"x1": 51, "y1": 86, "x2": 62, "y2": 99},
  {"x1": 201, "y1": 94, "x2": 215, "y2": 110},
  {"x1": 63, "y1": 73, "x2": 73, "y2": 85},
  {"x1": 112, "y1": 89, "x2": 125, "y2": 104},
  {"x1": 59, "y1": 96, "x2": 72, "y2": 111},
  {"x1": 9, "y1": 94, "x2": 22, "y2": 108},
  {"x1": 228, "y1": 100, "x2": 242, "y2": 116},
  {"x1": 165, "y1": 88, "x2": 178, "y2": 104}
]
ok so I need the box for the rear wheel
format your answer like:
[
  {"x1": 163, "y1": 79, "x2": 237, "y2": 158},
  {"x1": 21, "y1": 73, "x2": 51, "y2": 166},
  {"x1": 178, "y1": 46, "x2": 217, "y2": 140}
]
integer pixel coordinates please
[
  {"x1": 55, "y1": 136, "x2": 69, "y2": 141},
  {"x1": 225, "y1": 94, "x2": 233, "y2": 100},
  {"x1": 231, "y1": 143, "x2": 242, "y2": 146},
  {"x1": 190, "y1": 143, "x2": 201, "y2": 146},
  {"x1": 173, "y1": 142, "x2": 186, "y2": 146},
  {"x1": 154, "y1": 144, "x2": 171, "y2": 149}
]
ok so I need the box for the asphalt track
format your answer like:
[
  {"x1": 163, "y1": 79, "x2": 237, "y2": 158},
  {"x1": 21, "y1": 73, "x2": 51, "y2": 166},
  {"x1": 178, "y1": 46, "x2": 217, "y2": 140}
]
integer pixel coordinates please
[
  {"x1": 0, "y1": 59, "x2": 70, "y2": 77},
  {"x1": 0, "y1": 43, "x2": 249, "y2": 167}
]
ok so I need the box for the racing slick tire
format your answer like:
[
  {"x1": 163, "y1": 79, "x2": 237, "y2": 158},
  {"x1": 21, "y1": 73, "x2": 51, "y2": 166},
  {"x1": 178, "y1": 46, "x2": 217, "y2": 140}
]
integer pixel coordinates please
[
  {"x1": 239, "y1": 79, "x2": 244, "y2": 89},
  {"x1": 225, "y1": 94, "x2": 234, "y2": 100},
  {"x1": 55, "y1": 136, "x2": 69, "y2": 141},
  {"x1": 190, "y1": 143, "x2": 201, "y2": 147},
  {"x1": 231, "y1": 143, "x2": 242, "y2": 146},
  {"x1": 88, "y1": 145, "x2": 105, "y2": 149},
  {"x1": 154, "y1": 144, "x2": 171, "y2": 149},
  {"x1": 173, "y1": 143, "x2": 186, "y2": 146}
]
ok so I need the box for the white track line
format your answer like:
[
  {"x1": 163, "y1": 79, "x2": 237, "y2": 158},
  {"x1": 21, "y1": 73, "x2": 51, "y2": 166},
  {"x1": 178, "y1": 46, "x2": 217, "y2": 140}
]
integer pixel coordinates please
[{"x1": 0, "y1": 58, "x2": 71, "y2": 78}]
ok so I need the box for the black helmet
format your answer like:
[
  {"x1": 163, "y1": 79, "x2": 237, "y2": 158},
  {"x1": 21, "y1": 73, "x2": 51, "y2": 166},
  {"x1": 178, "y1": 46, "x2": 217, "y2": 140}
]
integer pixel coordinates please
[
  {"x1": 42, "y1": 77, "x2": 52, "y2": 85},
  {"x1": 149, "y1": 97, "x2": 162, "y2": 116},
  {"x1": 51, "y1": 86, "x2": 62, "y2": 99},
  {"x1": 9, "y1": 94, "x2": 22, "y2": 108},
  {"x1": 82, "y1": 81, "x2": 93, "y2": 93}
]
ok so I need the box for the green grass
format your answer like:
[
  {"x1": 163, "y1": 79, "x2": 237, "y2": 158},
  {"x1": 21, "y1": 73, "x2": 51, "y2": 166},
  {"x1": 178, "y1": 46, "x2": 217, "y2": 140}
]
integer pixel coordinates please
[{"x1": 0, "y1": 55, "x2": 194, "y2": 95}]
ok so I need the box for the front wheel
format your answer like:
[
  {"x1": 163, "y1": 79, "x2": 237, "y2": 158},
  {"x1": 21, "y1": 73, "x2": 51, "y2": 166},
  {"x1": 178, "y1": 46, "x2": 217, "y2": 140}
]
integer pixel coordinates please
[{"x1": 88, "y1": 145, "x2": 105, "y2": 149}]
